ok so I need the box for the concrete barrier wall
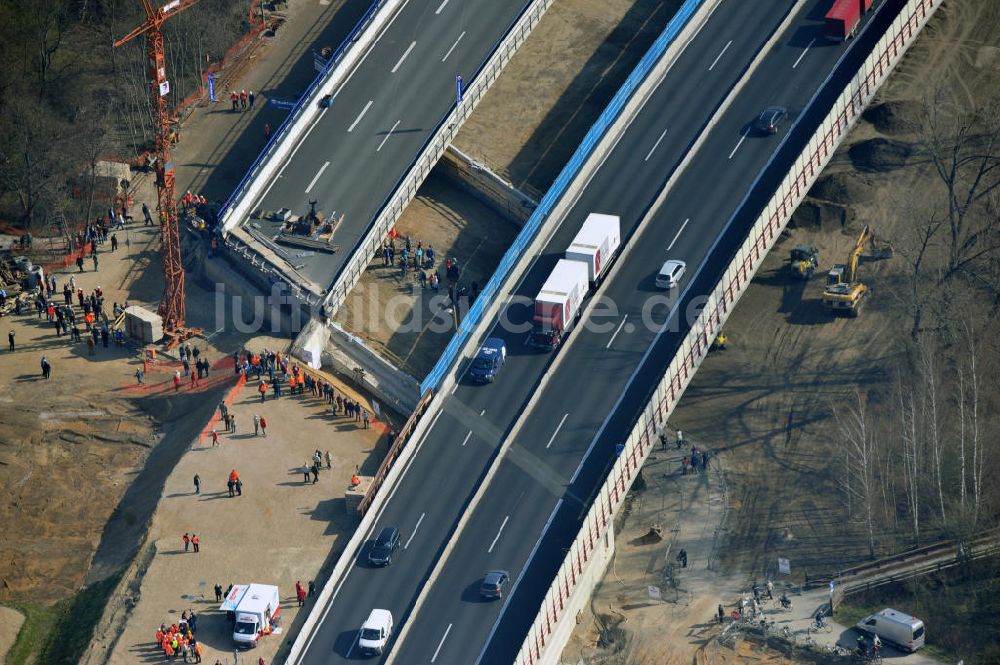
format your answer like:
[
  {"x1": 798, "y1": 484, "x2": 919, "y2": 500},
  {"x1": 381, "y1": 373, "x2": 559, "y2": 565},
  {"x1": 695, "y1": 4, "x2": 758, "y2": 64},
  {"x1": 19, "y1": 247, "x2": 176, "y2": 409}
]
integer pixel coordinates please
[
  {"x1": 513, "y1": 1, "x2": 944, "y2": 662},
  {"x1": 320, "y1": 0, "x2": 557, "y2": 317},
  {"x1": 439, "y1": 146, "x2": 537, "y2": 226}
]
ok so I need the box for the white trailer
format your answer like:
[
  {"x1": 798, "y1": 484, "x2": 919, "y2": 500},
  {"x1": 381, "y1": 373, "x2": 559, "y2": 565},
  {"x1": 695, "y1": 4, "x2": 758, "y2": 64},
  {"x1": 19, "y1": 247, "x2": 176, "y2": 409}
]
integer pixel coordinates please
[
  {"x1": 565, "y1": 213, "x2": 621, "y2": 285},
  {"x1": 529, "y1": 259, "x2": 589, "y2": 350}
]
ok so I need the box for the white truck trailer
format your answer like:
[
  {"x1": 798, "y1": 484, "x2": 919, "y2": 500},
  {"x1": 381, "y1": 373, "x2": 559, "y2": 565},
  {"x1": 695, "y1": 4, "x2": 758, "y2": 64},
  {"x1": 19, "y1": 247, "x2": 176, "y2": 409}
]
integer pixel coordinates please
[{"x1": 565, "y1": 213, "x2": 621, "y2": 285}]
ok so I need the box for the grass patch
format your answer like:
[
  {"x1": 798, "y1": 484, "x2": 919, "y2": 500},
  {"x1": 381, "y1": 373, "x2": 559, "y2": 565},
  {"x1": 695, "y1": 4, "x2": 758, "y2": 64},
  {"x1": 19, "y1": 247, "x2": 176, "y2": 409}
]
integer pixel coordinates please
[
  {"x1": 4, "y1": 574, "x2": 121, "y2": 665},
  {"x1": 838, "y1": 553, "x2": 1000, "y2": 665}
]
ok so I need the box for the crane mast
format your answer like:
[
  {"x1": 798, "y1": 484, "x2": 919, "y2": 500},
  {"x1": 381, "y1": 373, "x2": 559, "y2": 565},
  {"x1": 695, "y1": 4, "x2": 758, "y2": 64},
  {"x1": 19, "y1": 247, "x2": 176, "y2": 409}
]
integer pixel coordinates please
[{"x1": 115, "y1": 0, "x2": 200, "y2": 336}]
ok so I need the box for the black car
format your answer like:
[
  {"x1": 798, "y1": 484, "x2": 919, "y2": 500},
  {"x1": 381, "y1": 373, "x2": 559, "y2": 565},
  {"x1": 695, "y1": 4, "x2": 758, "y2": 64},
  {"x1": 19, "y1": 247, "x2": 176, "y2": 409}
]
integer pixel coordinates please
[
  {"x1": 753, "y1": 106, "x2": 787, "y2": 135},
  {"x1": 368, "y1": 527, "x2": 402, "y2": 566},
  {"x1": 480, "y1": 570, "x2": 509, "y2": 600}
]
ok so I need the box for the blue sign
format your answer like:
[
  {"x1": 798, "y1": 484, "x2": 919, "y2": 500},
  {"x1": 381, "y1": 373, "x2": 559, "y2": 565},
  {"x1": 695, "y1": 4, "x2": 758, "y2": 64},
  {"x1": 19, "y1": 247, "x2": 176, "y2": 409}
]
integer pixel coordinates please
[
  {"x1": 269, "y1": 98, "x2": 297, "y2": 110},
  {"x1": 456, "y1": 74, "x2": 463, "y2": 104},
  {"x1": 207, "y1": 73, "x2": 215, "y2": 103}
]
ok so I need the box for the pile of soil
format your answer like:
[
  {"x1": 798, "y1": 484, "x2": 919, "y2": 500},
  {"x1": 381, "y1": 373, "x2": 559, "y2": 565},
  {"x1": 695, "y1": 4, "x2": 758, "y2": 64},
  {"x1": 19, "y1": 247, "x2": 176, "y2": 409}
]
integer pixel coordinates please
[{"x1": 848, "y1": 137, "x2": 913, "y2": 172}]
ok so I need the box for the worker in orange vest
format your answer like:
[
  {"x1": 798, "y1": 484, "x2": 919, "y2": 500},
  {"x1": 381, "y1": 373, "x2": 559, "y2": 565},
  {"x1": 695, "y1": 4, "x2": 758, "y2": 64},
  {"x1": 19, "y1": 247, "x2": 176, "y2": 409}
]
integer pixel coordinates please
[
  {"x1": 229, "y1": 469, "x2": 239, "y2": 483},
  {"x1": 350, "y1": 474, "x2": 361, "y2": 487},
  {"x1": 258, "y1": 381, "x2": 267, "y2": 402}
]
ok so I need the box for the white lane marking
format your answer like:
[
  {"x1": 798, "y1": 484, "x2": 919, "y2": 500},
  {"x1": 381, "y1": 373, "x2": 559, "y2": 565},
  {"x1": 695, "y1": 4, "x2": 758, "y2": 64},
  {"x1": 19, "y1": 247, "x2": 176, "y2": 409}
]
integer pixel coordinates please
[
  {"x1": 480, "y1": 409, "x2": 486, "y2": 416},
  {"x1": 667, "y1": 218, "x2": 690, "y2": 252},
  {"x1": 487, "y1": 515, "x2": 510, "y2": 553},
  {"x1": 442, "y1": 31, "x2": 465, "y2": 62},
  {"x1": 793, "y1": 38, "x2": 816, "y2": 69},
  {"x1": 345, "y1": 632, "x2": 359, "y2": 658},
  {"x1": 247, "y1": 0, "x2": 413, "y2": 207},
  {"x1": 434, "y1": 0, "x2": 450, "y2": 14},
  {"x1": 431, "y1": 623, "x2": 453, "y2": 663},
  {"x1": 391, "y1": 40, "x2": 416, "y2": 73},
  {"x1": 348, "y1": 100, "x2": 373, "y2": 132},
  {"x1": 474, "y1": 500, "x2": 562, "y2": 665},
  {"x1": 708, "y1": 39, "x2": 733, "y2": 71},
  {"x1": 461, "y1": 430, "x2": 473, "y2": 447},
  {"x1": 545, "y1": 413, "x2": 570, "y2": 449},
  {"x1": 728, "y1": 129, "x2": 749, "y2": 160},
  {"x1": 404, "y1": 512, "x2": 425, "y2": 549},
  {"x1": 377, "y1": 120, "x2": 401, "y2": 152},
  {"x1": 644, "y1": 128, "x2": 668, "y2": 162},
  {"x1": 451, "y1": 382, "x2": 460, "y2": 395},
  {"x1": 426, "y1": 409, "x2": 444, "y2": 436},
  {"x1": 606, "y1": 315, "x2": 629, "y2": 349},
  {"x1": 304, "y1": 161, "x2": 330, "y2": 194}
]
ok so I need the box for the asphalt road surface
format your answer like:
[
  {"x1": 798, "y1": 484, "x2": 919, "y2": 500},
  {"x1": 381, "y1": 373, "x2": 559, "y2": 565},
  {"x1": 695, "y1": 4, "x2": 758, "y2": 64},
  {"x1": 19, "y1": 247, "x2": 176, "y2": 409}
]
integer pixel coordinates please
[
  {"x1": 290, "y1": 0, "x2": 906, "y2": 663},
  {"x1": 243, "y1": 0, "x2": 534, "y2": 289}
]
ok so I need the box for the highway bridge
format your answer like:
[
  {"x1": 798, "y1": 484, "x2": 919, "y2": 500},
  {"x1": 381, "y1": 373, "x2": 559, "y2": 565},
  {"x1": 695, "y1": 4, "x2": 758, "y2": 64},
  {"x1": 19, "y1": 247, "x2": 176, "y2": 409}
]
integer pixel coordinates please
[
  {"x1": 268, "y1": 0, "x2": 932, "y2": 663},
  {"x1": 220, "y1": 0, "x2": 541, "y2": 300}
]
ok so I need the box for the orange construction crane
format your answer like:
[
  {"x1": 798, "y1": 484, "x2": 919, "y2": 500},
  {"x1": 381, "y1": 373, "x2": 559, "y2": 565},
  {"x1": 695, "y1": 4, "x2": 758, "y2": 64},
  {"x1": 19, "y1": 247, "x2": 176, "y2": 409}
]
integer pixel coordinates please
[{"x1": 115, "y1": 0, "x2": 200, "y2": 338}]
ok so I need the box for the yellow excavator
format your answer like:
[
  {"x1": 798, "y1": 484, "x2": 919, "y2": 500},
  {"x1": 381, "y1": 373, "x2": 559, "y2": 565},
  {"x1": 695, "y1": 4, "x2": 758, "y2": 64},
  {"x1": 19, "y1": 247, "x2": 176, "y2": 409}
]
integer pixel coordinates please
[{"x1": 822, "y1": 224, "x2": 870, "y2": 317}]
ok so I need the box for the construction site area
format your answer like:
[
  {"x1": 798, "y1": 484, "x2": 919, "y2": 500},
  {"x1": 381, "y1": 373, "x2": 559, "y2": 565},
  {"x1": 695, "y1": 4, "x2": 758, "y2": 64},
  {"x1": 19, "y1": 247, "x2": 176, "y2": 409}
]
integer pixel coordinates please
[{"x1": 0, "y1": 0, "x2": 998, "y2": 663}]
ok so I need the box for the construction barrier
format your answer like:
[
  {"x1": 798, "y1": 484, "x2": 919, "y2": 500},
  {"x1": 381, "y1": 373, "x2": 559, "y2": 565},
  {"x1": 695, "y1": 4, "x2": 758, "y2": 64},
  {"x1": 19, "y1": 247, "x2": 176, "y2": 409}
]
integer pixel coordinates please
[{"x1": 511, "y1": 1, "x2": 944, "y2": 662}]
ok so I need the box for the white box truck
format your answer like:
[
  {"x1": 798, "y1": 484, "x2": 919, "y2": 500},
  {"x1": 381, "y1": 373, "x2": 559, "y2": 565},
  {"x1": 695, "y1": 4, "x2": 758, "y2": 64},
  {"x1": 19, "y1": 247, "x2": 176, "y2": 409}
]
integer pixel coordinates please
[
  {"x1": 528, "y1": 259, "x2": 589, "y2": 350},
  {"x1": 565, "y1": 213, "x2": 621, "y2": 286},
  {"x1": 221, "y1": 583, "x2": 281, "y2": 648},
  {"x1": 856, "y1": 607, "x2": 925, "y2": 652}
]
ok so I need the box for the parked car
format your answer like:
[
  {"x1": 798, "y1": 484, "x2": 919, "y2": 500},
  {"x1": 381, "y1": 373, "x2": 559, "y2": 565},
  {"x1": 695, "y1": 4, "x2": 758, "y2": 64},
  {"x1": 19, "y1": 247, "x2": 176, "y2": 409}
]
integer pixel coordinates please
[
  {"x1": 655, "y1": 259, "x2": 686, "y2": 289},
  {"x1": 480, "y1": 570, "x2": 509, "y2": 600},
  {"x1": 367, "y1": 526, "x2": 402, "y2": 567}
]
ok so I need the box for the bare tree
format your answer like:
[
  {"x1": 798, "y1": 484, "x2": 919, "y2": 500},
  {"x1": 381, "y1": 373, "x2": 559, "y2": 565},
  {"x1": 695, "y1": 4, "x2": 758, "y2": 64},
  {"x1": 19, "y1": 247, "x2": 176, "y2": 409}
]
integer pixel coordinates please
[
  {"x1": 897, "y1": 376, "x2": 921, "y2": 544},
  {"x1": 838, "y1": 393, "x2": 878, "y2": 558},
  {"x1": 916, "y1": 88, "x2": 1000, "y2": 284}
]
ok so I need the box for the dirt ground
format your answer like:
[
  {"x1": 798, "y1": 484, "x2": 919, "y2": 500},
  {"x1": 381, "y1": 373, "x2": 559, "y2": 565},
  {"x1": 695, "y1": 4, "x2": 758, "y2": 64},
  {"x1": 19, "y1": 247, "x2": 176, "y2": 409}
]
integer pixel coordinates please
[
  {"x1": 562, "y1": 0, "x2": 1000, "y2": 662},
  {"x1": 337, "y1": 0, "x2": 677, "y2": 379},
  {"x1": 97, "y1": 363, "x2": 390, "y2": 665},
  {"x1": 0, "y1": 607, "x2": 24, "y2": 665},
  {"x1": 334, "y1": 172, "x2": 520, "y2": 379}
]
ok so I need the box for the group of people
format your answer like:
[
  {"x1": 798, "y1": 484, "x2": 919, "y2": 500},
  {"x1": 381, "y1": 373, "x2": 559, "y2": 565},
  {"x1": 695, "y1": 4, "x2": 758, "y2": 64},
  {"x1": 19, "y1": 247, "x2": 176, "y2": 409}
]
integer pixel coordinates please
[
  {"x1": 29, "y1": 276, "x2": 126, "y2": 352},
  {"x1": 232, "y1": 348, "x2": 372, "y2": 427},
  {"x1": 302, "y1": 450, "x2": 332, "y2": 484},
  {"x1": 153, "y1": 611, "x2": 202, "y2": 661},
  {"x1": 227, "y1": 469, "x2": 243, "y2": 497},
  {"x1": 294, "y1": 580, "x2": 317, "y2": 606},
  {"x1": 229, "y1": 89, "x2": 256, "y2": 112},
  {"x1": 180, "y1": 190, "x2": 209, "y2": 214},
  {"x1": 381, "y1": 235, "x2": 435, "y2": 273},
  {"x1": 681, "y1": 444, "x2": 710, "y2": 475}
]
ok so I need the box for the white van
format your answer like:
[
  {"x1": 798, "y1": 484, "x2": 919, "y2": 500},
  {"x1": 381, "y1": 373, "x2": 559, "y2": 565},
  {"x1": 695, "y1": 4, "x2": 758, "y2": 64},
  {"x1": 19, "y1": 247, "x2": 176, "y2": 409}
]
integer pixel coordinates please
[
  {"x1": 358, "y1": 608, "x2": 393, "y2": 655},
  {"x1": 856, "y1": 608, "x2": 925, "y2": 652}
]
